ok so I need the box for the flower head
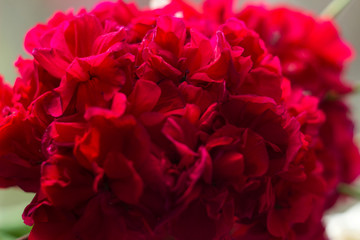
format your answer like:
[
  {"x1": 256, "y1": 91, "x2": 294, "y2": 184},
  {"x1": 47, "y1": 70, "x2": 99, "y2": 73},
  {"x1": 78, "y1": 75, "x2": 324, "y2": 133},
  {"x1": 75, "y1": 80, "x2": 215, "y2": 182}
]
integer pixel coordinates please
[{"x1": 0, "y1": 0, "x2": 358, "y2": 239}]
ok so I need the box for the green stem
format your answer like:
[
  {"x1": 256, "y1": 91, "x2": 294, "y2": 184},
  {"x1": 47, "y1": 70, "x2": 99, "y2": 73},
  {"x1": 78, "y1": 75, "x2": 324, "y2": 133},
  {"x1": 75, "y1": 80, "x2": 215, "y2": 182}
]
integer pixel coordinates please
[
  {"x1": 337, "y1": 183, "x2": 360, "y2": 200},
  {"x1": 321, "y1": 0, "x2": 353, "y2": 18},
  {"x1": 16, "y1": 233, "x2": 29, "y2": 240}
]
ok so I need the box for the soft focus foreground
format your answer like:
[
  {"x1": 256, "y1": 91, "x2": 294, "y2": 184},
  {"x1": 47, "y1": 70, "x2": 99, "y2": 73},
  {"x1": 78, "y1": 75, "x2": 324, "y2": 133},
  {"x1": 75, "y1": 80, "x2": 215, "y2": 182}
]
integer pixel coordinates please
[{"x1": 0, "y1": 0, "x2": 359, "y2": 239}]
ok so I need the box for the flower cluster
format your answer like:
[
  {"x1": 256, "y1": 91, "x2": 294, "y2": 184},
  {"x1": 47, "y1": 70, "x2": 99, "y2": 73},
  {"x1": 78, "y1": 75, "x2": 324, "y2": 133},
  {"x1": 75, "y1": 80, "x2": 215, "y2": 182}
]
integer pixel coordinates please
[{"x1": 0, "y1": 0, "x2": 359, "y2": 239}]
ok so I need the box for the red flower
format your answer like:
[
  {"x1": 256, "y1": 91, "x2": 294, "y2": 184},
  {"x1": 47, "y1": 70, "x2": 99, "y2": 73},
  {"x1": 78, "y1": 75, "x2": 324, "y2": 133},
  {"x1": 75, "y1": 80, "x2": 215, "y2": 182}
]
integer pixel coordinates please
[
  {"x1": 237, "y1": 5, "x2": 353, "y2": 97},
  {"x1": 318, "y1": 100, "x2": 360, "y2": 207},
  {"x1": 0, "y1": 107, "x2": 43, "y2": 192},
  {"x1": 0, "y1": 0, "x2": 358, "y2": 239},
  {"x1": 0, "y1": 77, "x2": 44, "y2": 191}
]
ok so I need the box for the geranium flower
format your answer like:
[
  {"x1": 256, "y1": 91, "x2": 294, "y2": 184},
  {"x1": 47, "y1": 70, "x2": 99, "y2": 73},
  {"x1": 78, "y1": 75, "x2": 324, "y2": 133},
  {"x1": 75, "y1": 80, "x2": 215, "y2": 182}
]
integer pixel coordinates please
[{"x1": 0, "y1": 0, "x2": 358, "y2": 239}]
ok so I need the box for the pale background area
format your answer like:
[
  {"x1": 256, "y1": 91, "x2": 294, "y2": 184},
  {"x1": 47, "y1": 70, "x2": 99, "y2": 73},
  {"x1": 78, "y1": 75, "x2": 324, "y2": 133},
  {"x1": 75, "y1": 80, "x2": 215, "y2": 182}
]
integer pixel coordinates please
[{"x1": 0, "y1": 0, "x2": 359, "y2": 239}]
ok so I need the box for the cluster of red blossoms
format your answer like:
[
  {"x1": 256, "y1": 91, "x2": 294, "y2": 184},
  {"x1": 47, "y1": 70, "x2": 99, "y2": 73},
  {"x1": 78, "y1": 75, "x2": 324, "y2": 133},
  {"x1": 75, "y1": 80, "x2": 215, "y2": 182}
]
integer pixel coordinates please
[{"x1": 0, "y1": 0, "x2": 359, "y2": 239}]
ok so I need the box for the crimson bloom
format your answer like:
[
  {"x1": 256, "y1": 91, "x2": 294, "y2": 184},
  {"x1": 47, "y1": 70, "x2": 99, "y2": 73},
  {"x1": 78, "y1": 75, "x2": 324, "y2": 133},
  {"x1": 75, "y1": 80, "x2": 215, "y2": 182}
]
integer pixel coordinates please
[
  {"x1": 237, "y1": 5, "x2": 353, "y2": 97},
  {"x1": 0, "y1": 0, "x2": 358, "y2": 240}
]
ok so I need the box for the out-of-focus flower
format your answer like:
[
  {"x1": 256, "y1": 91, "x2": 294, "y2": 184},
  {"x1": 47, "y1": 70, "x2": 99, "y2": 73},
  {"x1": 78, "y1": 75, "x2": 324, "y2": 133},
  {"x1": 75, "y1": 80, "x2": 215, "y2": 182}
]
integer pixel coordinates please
[{"x1": 237, "y1": 5, "x2": 353, "y2": 97}]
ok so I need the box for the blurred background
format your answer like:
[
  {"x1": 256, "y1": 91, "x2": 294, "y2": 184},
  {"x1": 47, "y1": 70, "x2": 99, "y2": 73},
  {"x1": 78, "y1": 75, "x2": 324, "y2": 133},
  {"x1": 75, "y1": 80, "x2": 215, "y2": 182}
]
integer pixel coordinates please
[{"x1": 0, "y1": 0, "x2": 359, "y2": 239}]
